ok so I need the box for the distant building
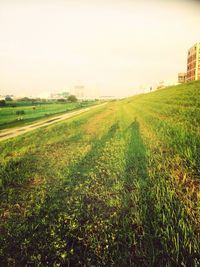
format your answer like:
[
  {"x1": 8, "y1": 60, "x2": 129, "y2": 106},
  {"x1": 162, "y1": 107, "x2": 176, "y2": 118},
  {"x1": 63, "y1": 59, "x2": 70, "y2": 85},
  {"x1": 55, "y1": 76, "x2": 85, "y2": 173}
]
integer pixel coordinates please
[
  {"x1": 156, "y1": 81, "x2": 166, "y2": 90},
  {"x1": 50, "y1": 93, "x2": 62, "y2": 99},
  {"x1": 60, "y1": 92, "x2": 69, "y2": 98},
  {"x1": 73, "y1": 85, "x2": 85, "y2": 99},
  {"x1": 156, "y1": 80, "x2": 178, "y2": 90},
  {"x1": 50, "y1": 91, "x2": 69, "y2": 99},
  {"x1": 99, "y1": 95, "x2": 116, "y2": 100},
  {"x1": 178, "y1": 73, "x2": 186, "y2": 83},
  {"x1": 187, "y1": 42, "x2": 200, "y2": 81}
]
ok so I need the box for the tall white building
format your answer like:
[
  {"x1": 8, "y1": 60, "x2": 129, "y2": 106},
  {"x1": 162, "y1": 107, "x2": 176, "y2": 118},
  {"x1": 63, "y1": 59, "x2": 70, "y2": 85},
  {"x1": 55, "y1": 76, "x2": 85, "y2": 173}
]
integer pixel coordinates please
[{"x1": 73, "y1": 85, "x2": 85, "y2": 99}]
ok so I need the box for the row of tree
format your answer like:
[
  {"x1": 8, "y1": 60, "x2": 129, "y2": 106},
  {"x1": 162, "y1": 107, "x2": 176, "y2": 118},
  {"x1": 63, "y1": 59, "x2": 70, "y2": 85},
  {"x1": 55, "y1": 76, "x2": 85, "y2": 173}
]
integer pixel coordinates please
[{"x1": 0, "y1": 95, "x2": 78, "y2": 107}]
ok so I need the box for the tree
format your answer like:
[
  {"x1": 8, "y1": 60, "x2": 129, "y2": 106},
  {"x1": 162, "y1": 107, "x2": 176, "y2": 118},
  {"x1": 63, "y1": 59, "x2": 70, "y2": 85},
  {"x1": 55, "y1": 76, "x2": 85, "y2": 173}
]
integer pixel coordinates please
[
  {"x1": 67, "y1": 95, "x2": 78, "y2": 102},
  {"x1": 5, "y1": 96, "x2": 13, "y2": 101},
  {"x1": 0, "y1": 100, "x2": 6, "y2": 106},
  {"x1": 19, "y1": 97, "x2": 31, "y2": 102},
  {"x1": 57, "y1": 98, "x2": 66, "y2": 102}
]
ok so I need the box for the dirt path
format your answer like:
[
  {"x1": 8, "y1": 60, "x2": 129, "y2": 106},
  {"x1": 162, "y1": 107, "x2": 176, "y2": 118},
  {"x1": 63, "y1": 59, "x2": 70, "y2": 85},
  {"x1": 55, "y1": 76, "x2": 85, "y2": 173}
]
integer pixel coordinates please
[{"x1": 0, "y1": 103, "x2": 107, "y2": 142}]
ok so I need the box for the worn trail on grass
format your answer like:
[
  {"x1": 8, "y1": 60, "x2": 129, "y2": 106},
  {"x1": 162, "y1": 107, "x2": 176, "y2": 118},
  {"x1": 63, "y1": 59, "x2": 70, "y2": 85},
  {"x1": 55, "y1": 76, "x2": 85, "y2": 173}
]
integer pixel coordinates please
[{"x1": 0, "y1": 103, "x2": 107, "y2": 142}]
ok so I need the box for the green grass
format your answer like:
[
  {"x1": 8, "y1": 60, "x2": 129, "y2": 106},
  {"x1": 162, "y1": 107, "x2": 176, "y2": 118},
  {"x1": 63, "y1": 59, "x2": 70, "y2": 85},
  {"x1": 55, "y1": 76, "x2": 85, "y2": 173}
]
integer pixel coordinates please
[
  {"x1": 0, "y1": 81, "x2": 199, "y2": 266},
  {"x1": 0, "y1": 101, "x2": 98, "y2": 130}
]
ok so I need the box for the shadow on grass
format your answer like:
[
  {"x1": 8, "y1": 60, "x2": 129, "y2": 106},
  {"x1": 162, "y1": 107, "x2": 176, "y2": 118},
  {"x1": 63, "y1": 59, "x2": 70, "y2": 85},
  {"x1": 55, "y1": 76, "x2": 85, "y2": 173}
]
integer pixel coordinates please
[
  {"x1": 0, "y1": 121, "x2": 120, "y2": 266},
  {"x1": 124, "y1": 119, "x2": 147, "y2": 186},
  {"x1": 119, "y1": 119, "x2": 200, "y2": 267},
  {"x1": 113, "y1": 118, "x2": 149, "y2": 266},
  {"x1": 65, "y1": 121, "x2": 120, "y2": 186}
]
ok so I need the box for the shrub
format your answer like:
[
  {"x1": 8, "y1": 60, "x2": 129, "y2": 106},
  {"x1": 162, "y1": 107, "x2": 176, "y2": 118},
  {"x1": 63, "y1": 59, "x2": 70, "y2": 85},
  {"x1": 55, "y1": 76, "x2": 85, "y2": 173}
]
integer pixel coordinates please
[
  {"x1": 0, "y1": 100, "x2": 6, "y2": 106},
  {"x1": 57, "y1": 98, "x2": 66, "y2": 102},
  {"x1": 5, "y1": 96, "x2": 13, "y2": 101},
  {"x1": 67, "y1": 95, "x2": 78, "y2": 102},
  {"x1": 16, "y1": 110, "x2": 25, "y2": 115}
]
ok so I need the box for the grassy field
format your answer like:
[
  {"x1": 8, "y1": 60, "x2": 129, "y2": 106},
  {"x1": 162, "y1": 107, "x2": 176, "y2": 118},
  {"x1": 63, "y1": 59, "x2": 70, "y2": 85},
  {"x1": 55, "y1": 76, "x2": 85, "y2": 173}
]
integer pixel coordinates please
[
  {"x1": 0, "y1": 81, "x2": 199, "y2": 266},
  {"x1": 0, "y1": 101, "x2": 98, "y2": 130}
]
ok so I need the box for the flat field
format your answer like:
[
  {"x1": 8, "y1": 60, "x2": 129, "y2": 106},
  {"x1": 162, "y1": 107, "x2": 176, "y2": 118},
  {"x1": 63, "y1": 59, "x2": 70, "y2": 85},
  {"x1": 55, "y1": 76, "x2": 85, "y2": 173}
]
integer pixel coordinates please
[
  {"x1": 0, "y1": 101, "x2": 97, "y2": 130},
  {"x1": 0, "y1": 81, "x2": 199, "y2": 266}
]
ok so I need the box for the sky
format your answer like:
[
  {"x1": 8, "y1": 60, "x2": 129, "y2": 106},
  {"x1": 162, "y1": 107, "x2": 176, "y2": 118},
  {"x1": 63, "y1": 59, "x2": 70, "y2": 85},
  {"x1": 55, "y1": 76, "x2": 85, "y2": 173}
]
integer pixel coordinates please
[{"x1": 0, "y1": 0, "x2": 200, "y2": 98}]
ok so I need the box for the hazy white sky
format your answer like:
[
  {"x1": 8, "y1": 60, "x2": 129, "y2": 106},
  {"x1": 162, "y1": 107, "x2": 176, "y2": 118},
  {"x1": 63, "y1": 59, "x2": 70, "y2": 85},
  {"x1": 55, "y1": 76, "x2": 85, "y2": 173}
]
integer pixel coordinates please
[{"x1": 0, "y1": 0, "x2": 200, "y2": 97}]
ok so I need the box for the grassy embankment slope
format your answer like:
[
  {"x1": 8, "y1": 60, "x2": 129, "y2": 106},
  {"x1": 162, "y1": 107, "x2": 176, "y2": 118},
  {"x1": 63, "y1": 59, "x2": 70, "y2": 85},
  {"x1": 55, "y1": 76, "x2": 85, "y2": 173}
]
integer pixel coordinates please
[
  {"x1": 0, "y1": 81, "x2": 199, "y2": 266},
  {"x1": 0, "y1": 101, "x2": 98, "y2": 130}
]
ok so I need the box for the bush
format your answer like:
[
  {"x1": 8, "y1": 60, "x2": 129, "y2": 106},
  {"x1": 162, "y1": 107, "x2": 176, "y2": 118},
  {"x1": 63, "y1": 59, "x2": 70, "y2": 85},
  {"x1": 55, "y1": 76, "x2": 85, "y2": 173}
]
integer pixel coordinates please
[
  {"x1": 19, "y1": 97, "x2": 31, "y2": 102},
  {"x1": 5, "y1": 96, "x2": 13, "y2": 101},
  {"x1": 0, "y1": 100, "x2": 6, "y2": 106},
  {"x1": 67, "y1": 95, "x2": 78, "y2": 102},
  {"x1": 16, "y1": 110, "x2": 25, "y2": 116},
  {"x1": 57, "y1": 98, "x2": 66, "y2": 102}
]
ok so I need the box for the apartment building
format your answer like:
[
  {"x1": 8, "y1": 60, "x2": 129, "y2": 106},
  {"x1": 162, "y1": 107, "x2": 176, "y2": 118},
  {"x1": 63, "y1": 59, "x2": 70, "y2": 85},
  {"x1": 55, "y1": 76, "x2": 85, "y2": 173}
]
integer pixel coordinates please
[
  {"x1": 187, "y1": 42, "x2": 200, "y2": 81},
  {"x1": 178, "y1": 72, "x2": 186, "y2": 83}
]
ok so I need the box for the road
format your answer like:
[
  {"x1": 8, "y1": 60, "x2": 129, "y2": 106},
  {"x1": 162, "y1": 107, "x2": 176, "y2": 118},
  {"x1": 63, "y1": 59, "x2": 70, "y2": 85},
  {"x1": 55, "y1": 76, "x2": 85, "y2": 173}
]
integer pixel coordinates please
[{"x1": 0, "y1": 103, "x2": 107, "y2": 142}]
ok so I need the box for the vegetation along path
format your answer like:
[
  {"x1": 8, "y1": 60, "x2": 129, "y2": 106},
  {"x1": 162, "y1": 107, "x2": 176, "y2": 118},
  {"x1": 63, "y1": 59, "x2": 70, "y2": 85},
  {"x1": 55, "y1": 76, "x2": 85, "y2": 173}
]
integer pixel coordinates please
[{"x1": 0, "y1": 81, "x2": 199, "y2": 266}]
